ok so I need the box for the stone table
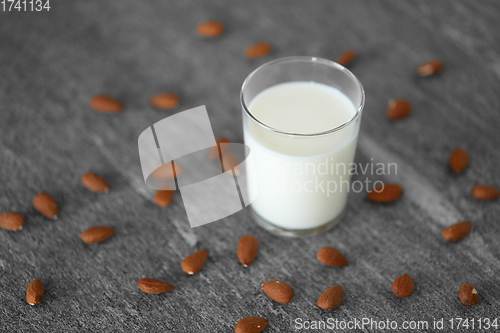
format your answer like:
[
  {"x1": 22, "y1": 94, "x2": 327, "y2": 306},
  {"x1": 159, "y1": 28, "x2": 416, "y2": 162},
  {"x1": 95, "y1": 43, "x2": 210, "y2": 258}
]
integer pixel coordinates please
[{"x1": 1, "y1": 0, "x2": 499, "y2": 331}]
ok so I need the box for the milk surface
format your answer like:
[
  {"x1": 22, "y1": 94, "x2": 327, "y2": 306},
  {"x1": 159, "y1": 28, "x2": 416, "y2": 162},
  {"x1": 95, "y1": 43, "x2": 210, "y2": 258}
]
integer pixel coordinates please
[{"x1": 244, "y1": 81, "x2": 359, "y2": 230}]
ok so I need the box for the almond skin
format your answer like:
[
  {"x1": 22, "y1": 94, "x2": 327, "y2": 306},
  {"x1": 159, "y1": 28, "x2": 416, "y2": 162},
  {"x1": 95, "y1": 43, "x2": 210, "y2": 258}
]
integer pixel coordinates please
[
  {"x1": 182, "y1": 249, "x2": 209, "y2": 275},
  {"x1": 90, "y1": 95, "x2": 123, "y2": 113},
  {"x1": 209, "y1": 138, "x2": 231, "y2": 160},
  {"x1": 150, "y1": 93, "x2": 180, "y2": 109},
  {"x1": 459, "y1": 283, "x2": 479, "y2": 306},
  {"x1": 154, "y1": 185, "x2": 175, "y2": 207},
  {"x1": 368, "y1": 184, "x2": 403, "y2": 203},
  {"x1": 237, "y1": 235, "x2": 259, "y2": 267},
  {"x1": 26, "y1": 279, "x2": 44, "y2": 305},
  {"x1": 471, "y1": 185, "x2": 500, "y2": 201},
  {"x1": 82, "y1": 172, "x2": 110, "y2": 193},
  {"x1": 450, "y1": 149, "x2": 469, "y2": 174},
  {"x1": 387, "y1": 99, "x2": 411, "y2": 121},
  {"x1": 197, "y1": 21, "x2": 225, "y2": 37},
  {"x1": 317, "y1": 247, "x2": 348, "y2": 267},
  {"x1": 235, "y1": 317, "x2": 269, "y2": 333},
  {"x1": 138, "y1": 278, "x2": 174, "y2": 294},
  {"x1": 246, "y1": 42, "x2": 272, "y2": 58},
  {"x1": 33, "y1": 193, "x2": 58, "y2": 219},
  {"x1": 317, "y1": 285, "x2": 344, "y2": 310},
  {"x1": 418, "y1": 60, "x2": 444, "y2": 77},
  {"x1": 337, "y1": 50, "x2": 355, "y2": 67},
  {"x1": 442, "y1": 221, "x2": 471, "y2": 242},
  {"x1": 0, "y1": 212, "x2": 24, "y2": 231},
  {"x1": 262, "y1": 280, "x2": 294, "y2": 303},
  {"x1": 81, "y1": 226, "x2": 115, "y2": 244},
  {"x1": 392, "y1": 274, "x2": 414, "y2": 297}
]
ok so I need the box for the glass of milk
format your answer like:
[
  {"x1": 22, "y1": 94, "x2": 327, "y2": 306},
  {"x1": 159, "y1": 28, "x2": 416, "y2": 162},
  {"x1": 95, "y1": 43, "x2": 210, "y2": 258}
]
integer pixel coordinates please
[{"x1": 241, "y1": 56, "x2": 365, "y2": 236}]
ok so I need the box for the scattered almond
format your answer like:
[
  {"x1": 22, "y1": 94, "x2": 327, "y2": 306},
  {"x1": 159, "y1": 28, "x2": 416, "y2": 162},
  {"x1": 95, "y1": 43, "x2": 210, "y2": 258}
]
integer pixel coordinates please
[
  {"x1": 33, "y1": 193, "x2": 58, "y2": 219},
  {"x1": 392, "y1": 274, "x2": 414, "y2": 297},
  {"x1": 150, "y1": 93, "x2": 180, "y2": 109},
  {"x1": 317, "y1": 285, "x2": 344, "y2": 310},
  {"x1": 459, "y1": 283, "x2": 479, "y2": 306},
  {"x1": 235, "y1": 317, "x2": 269, "y2": 333},
  {"x1": 317, "y1": 247, "x2": 348, "y2": 267},
  {"x1": 0, "y1": 212, "x2": 24, "y2": 231},
  {"x1": 442, "y1": 221, "x2": 471, "y2": 242},
  {"x1": 237, "y1": 235, "x2": 259, "y2": 267},
  {"x1": 197, "y1": 21, "x2": 225, "y2": 37},
  {"x1": 471, "y1": 185, "x2": 499, "y2": 201},
  {"x1": 262, "y1": 280, "x2": 294, "y2": 304},
  {"x1": 246, "y1": 42, "x2": 272, "y2": 59},
  {"x1": 26, "y1": 279, "x2": 44, "y2": 305},
  {"x1": 337, "y1": 50, "x2": 355, "y2": 67},
  {"x1": 151, "y1": 163, "x2": 182, "y2": 180},
  {"x1": 209, "y1": 138, "x2": 231, "y2": 160},
  {"x1": 138, "y1": 278, "x2": 174, "y2": 294},
  {"x1": 182, "y1": 249, "x2": 209, "y2": 275},
  {"x1": 81, "y1": 226, "x2": 115, "y2": 244},
  {"x1": 387, "y1": 99, "x2": 411, "y2": 121},
  {"x1": 449, "y1": 149, "x2": 469, "y2": 174},
  {"x1": 368, "y1": 183, "x2": 403, "y2": 203},
  {"x1": 82, "y1": 172, "x2": 110, "y2": 193},
  {"x1": 90, "y1": 95, "x2": 123, "y2": 113},
  {"x1": 154, "y1": 184, "x2": 175, "y2": 207},
  {"x1": 418, "y1": 60, "x2": 444, "y2": 77}
]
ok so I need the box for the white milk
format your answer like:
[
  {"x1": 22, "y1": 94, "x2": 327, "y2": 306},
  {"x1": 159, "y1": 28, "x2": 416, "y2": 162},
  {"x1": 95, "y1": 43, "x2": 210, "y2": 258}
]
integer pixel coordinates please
[{"x1": 244, "y1": 81, "x2": 360, "y2": 230}]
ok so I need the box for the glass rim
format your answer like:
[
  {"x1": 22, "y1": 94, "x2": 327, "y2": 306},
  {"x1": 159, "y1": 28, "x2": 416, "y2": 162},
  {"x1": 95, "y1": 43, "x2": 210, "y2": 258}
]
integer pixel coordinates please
[{"x1": 240, "y1": 56, "x2": 365, "y2": 137}]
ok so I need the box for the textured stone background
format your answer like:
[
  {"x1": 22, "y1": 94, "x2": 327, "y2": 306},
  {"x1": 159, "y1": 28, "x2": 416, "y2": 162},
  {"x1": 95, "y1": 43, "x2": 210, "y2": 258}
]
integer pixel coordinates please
[{"x1": 1, "y1": 0, "x2": 500, "y2": 332}]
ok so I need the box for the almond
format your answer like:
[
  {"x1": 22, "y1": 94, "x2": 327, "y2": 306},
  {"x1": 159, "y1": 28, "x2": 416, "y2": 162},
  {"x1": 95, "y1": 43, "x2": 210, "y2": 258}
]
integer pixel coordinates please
[
  {"x1": 368, "y1": 183, "x2": 403, "y2": 203},
  {"x1": 317, "y1": 247, "x2": 348, "y2": 267},
  {"x1": 33, "y1": 193, "x2": 58, "y2": 219},
  {"x1": 82, "y1": 172, "x2": 110, "y2": 193},
  {"x1": 150, "y1": 93, "x2": 180, "y2": 109},
  {"x1": 26, "y1": 279, "x2": 44, "y2": 305},
  {"x1": 262, "y1": 280, "x2": 294, "y2": 303},
  {"x1": 471, "y1": 185, "x2": 499, "y2": 201},
  {"x1": 246, "y1": 42, "x2": 272, "y2": 59},
  {"x1": 392, "y1": 274, "x2": 414, "y2": 297},
  {"x1": 337, "y1": 50, "x2": 355, "y2": 67},
  {"x1": 154, "y1": 184, "x2": 175, "y2": 207},
  {"x1": 0, "y1": 212, "x2": 24, "y2": 231},
  {"x1": 442, "y1": 221, "x2": 471, "y2": 242},
  {"x1": 459, "y1": 283, "x2": 479, "y2": 306},
  {"x1": 317, "y1": 285, "x2": 344, "y2": 310},
  {"x1": 418, "y1": 60, "x2": 444, "y2": 77},
  {"x1": 90, "y1": 95, "x2": 123, "y2": 113},
  {"x1": 237, "y1": 235, "x2": 259, "y2": 267},
  {"x1": 197, "y1": 21, "x2": 225, "y2": 37},
  {"x1": 138, "y1": 278, "x2": 174, "y2": 294},
  {"x1": 387, "y1": 99, "x2": 411, "y2": 121},
  {"x1": 449, "y1": 149, "x2": 469, "y2": 174},
  {"x1": 182, "y1": 249, "x2": 208, "y2": 275},
  {"x1": 151, "y1": 163, "x2": 182, "y2": 180},
  {"x1": 209, "y1": 138, "x2": 231, "y2": 160},
  {"x1": 235, "y1": 317, "x2": 269, "y2": 333},
  {"x1": 81, "y1": 226, "x2": 115, "y2": 244}
]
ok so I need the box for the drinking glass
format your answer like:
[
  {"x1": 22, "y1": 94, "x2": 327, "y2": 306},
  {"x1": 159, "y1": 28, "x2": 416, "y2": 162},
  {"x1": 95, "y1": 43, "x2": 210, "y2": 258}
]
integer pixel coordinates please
[{"x1": 241, "y1": 56, "x2": 365, "y2": 236}]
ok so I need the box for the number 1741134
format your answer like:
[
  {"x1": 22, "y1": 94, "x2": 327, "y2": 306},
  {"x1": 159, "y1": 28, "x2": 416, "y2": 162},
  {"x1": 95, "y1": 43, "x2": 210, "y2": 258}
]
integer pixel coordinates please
[{"x1": 1, "y1": 0, "x2": 50, "y2": 11}]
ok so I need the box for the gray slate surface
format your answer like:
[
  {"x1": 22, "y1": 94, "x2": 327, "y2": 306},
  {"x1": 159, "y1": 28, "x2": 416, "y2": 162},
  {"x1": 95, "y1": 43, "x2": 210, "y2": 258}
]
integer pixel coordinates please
[{"x1": 1, "y1": 0, "x2": 500, "y2": 332}]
